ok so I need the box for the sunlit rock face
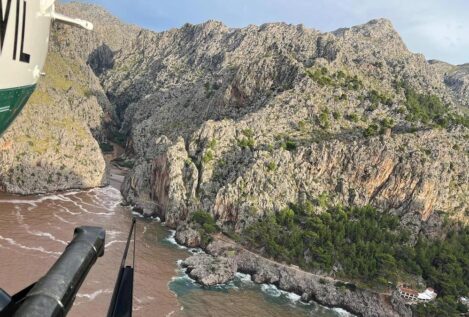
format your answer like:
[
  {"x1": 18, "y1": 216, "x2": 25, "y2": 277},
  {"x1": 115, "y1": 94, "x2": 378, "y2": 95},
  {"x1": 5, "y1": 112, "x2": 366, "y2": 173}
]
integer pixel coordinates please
[
  {"x1": 5, "y1": 3, "x2": 466, "y2": 234},
  {"x1": 92, "y1": 13, "x2": 467, "y2": 237}
]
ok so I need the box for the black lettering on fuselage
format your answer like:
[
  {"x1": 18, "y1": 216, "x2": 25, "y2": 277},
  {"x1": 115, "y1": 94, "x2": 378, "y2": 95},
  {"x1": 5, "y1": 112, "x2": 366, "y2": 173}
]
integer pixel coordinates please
[
  {"x1": 0, "y1": 0, "x2": 30, "y2": 62},
  {"x1": 19, "y1": 0, "x2": 29, "y2": 63},
  {"x1": 12, "y1": 0, "x2": 18, "y2": 59},
  {"x1": 0, "y1": 0, "x2": 13, "y2": 52}
]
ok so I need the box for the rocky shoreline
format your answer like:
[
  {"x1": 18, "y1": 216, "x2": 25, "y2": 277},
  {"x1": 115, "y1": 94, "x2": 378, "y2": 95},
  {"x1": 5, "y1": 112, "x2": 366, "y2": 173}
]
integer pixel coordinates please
[{"x1": 175, "y1": 228, "x2": 412, "y2": 317}]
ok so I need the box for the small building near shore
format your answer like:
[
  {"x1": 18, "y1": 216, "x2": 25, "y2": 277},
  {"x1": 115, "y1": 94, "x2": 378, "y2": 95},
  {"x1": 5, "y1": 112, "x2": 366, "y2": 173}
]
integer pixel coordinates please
[
  {"x1": 398, "y1": 286, "x2": 437, "y2": 303},
  {"x1": 460, "y1": 297, "x2": 469, "y2": 307}
]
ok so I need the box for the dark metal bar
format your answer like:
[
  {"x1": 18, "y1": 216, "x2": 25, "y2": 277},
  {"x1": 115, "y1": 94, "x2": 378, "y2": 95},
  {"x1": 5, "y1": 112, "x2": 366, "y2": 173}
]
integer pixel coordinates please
[
  {"x1": 107, "y1": 218, "x2": 136, "y2": 317},
  {"x1": 12, "y1": 226, "x2": 105, "y2": 317}
]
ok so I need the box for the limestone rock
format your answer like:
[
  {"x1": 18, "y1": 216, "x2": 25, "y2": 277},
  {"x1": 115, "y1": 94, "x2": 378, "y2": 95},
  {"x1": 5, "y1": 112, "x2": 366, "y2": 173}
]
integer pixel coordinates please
[
  {"x1": 182, "y1": 253, "x2": 237, "y2": 286},
  {"x1": 175, "y1": 224, "x2": 202, "y2": 248}
]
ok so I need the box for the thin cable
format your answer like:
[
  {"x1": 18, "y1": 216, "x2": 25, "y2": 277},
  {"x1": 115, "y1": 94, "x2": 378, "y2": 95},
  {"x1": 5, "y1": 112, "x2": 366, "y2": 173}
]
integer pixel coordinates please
[{"x1": 133, "y1": 218, "x2": 136, "y2": 269}]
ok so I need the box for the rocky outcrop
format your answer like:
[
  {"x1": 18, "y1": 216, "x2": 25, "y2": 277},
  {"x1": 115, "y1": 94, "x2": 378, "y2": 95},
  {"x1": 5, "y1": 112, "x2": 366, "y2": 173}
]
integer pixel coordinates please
[
  {"x1": 182, "y1": 252, "x2": 237, "y2": 286},
  {"x1": 430, "y1": 60, "x2": 469, "y2": 108},
  {"x1": 175, "y1": 224, "x2": 202, "y2": 247},
  {"x1": 182, "y1": 237, "x2": 412, "y2": 317}
]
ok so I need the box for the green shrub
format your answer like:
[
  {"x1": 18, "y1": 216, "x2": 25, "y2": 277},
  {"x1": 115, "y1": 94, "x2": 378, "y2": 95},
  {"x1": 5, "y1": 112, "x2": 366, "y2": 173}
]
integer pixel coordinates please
[
  {"x1": 318, "y1": 109, "x2": 331, "y2": 129},
  {"x1": 203, "y1": 150, "x2": 214, "y2": 164},
  {"x1": 110, "y1": 131, "x2": 127, "y2": 145},
  {"x1": 348, "y1": 113, "x2": 359, "y2": 123},
  {"x1": 208, "y1": 139, "x2": 217, "y2": 149},
  {"x1": 367, "y1": 89, "x2": 393, "y2": 107},
  {"x1": 100, "y1": 143, "x2": 114, "y2": 153},
  {"x1": 242, "y1": 128, "x2": 254, "y2": 138},
  {"x1": 306, "y1": 68, "x2": 363, "y2": 91},
  {"x1": 266, "y1": 161, "x2": 277, "y2": 172},
  {"x1": 238, "y1": 137, "x2": 255, "y2": 150},
  {"x1": 298, "y1": 120, "x2": 307, "y2": 132},
  {"x1": 364, "y1": 124, "x2": 380, "y2": 137},
  {"x1": 284, "y1": 140, "x2": 297, "y2": 151},
  {"x1": 112, "y1": 158, "x2": 134, "y2": 169},
  {"x1": 381, "y1": 118, "x2": 395, "y2": 129},
  {"x1": 238, "y1": 129, "x2": 255, "y2": 149},
  {"x1": 403, "y1": 84, "x2": 447, "y2": 125},
  {"x1": 243, "y1": 202, "x2": 469, "y2": 309},
  {"x1": 192, "y1": 210, "x2": 216, "y2": 226}
]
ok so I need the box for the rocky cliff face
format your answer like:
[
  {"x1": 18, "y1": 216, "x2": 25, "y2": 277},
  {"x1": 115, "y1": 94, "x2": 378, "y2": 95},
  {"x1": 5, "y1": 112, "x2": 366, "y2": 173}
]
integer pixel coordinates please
[
  {"x1": 89, "y1": 16, "x2": 469, "y2": 237},
  {"x1": 1, "y1": 0, "x2": 466, "y2": 238},
  {"x1": 2, "y1": 2, "x2": 465, "y2": 235},
  {"x1": 0, "y1": 3, "x2": 139, "y2": 194},
  {"x1": 430, "y1": 60, "x2": 469, "y2": 109}
]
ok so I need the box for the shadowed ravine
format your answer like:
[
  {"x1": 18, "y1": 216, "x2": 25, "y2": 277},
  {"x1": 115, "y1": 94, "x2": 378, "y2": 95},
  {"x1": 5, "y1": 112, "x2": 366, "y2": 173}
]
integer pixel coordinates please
[{"x1": 0, "y1": 172, "x2": 348, "y2": 317}]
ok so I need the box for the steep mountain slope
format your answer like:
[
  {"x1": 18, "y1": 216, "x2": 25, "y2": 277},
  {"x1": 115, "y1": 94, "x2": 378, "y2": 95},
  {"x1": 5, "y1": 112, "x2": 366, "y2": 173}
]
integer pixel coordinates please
[
  {"x1": 0, "y1": 2, "x2": 139, "y2": 194},
  {"x1": 430, "y1": 60, "x2": 469, "y2": 109},
  {"x1": 1, "y1": 3, "x2": 465, "y2": 226},
  {"x1": 0, "y1": 2, "x2": 466, "y2": 315},
  {"x1": 88, "y1": 18, "x2": 468, "y2": 239}
]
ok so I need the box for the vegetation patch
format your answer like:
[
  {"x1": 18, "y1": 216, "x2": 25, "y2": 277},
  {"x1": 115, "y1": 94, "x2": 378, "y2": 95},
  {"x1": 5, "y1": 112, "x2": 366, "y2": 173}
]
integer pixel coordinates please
[
  {"x1": 112, "y1": 157, "x2": 134, "y2": 169},
  {"x1": 367, "y1": 89, "x2": 393, "y2": 107},
  {"x1": 401, "y1": 82, "x2": 469, "y2": 129},
  {"x1": 238, "y1": 129, "x2": 255, "y2": 150},
  {"x1": 306, "y1": 67, "x2": 363, "y2": 91},
  {"x1": 100, "y1": 143, "x2": 114, "y2": 153},
  {"x1": 191, "y1": 210, "x2": 220, "y2": 245},
  {"x1": 242, "y1": 202, "x2": 469, "y2": 312}
]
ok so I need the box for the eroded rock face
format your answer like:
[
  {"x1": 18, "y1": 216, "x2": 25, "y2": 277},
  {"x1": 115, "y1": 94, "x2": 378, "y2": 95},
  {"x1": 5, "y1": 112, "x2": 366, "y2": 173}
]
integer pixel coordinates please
[
  {"x1": 200, "y1": 238, "x2": 412, "y2": 317},
  {"x1": 90, "y1": 14, "x2": 468, "y2": 236},
  {"x1": 0, "y1": 3, "x2": 139, "y2": 194},
  {"x1": 431, "y1": 61, "x2": 469, "y2": 108},
  {"x1": 175, "y1": 224, "x2": 201, "y2": 248},
  {"x1": 182, "y1": 253, "x2": 237, "y2": 286},
  {"x1": 0, "y1": 51, "x2": 108, "y2": 194}
]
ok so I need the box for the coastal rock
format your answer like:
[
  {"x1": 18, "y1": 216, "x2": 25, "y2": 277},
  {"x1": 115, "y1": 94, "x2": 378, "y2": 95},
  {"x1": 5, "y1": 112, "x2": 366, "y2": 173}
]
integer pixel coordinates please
[
  {"x1": 175, "y1": 225, "x2": 202, "y2": 248},
  {"x1": 182, "y1": 253, "x2": 237, "y2": 286},
  {"x1": 205, "y1": 238, "x2": 413, "y2": 317}
]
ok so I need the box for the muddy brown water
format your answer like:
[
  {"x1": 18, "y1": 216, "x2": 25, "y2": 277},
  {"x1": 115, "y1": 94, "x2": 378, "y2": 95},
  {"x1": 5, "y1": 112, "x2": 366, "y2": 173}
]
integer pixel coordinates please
[{"x1": 0, "y1": 173, "x2": 348, "y2": 317}]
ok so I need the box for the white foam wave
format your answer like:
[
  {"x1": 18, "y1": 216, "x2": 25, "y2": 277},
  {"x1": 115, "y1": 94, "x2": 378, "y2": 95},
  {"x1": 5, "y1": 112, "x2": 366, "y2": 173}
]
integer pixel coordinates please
[
  {"x1": 333, "y1": 308, "x2": 354, "y2": 316},
  {"x1": 188, "y1": 248, "x2": 203, "y2": 254},
  {"x1": 0, "y1": 235, "x2": 61, "y2": 256},
  {"x1": 260, "y1": 283, "x2": 304, "y2": 303},
  {"x1": 286, "y1": 292, "x2": 302, "y2": 302},
  {"x1": 107, "y1": 230, "x2": 123, "y2": 239},
  {"x1": 170, "y1": 274, "x2": 196, "y2": 284},
  {"x1": 132, "y1": 211, "x2": 145, "y2": 218},
  {"x1": 261, "y1": 284, "x2": 282, "y2": 297},
  {"x1": 53, "y1": 213, "x2": 77, "y2": 225},
  {"x1": 76, "y1": 289, "x2": 112, "y2": 301},
  {"x1": 15, "y1": 209, "x2": 24, "y2": 222},
  {"x1": 63, "y1": 190, "x2": 81, "y2": 196},
  {"x1": 27, "y1": 230, "x2": 68, "y2": 246},
  {"x1": 235, "y1": 272, "x2": 253, "y2": 284},
  {"x1": 164, "y1": 230, "x2": 187, "y2": 249},
  {"x1": 58, "y1": 195, "x2": 115, "y2": 216},
  {"x1": 105, "y1": 240, "x2": 127, "y2": 248},
  {"x1": 56, "y1": 205, "x2": 81, "y2": 216}
]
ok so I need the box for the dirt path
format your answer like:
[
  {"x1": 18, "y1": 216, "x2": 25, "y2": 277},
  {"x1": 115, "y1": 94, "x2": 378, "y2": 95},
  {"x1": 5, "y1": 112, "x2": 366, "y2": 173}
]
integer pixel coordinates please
[{"x1": 213, "y1": 233, "x2": 392, "y2": 296}]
